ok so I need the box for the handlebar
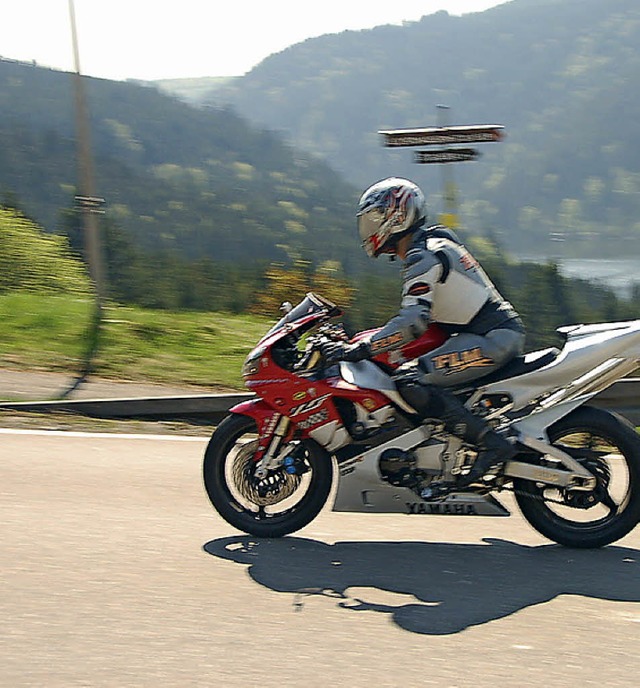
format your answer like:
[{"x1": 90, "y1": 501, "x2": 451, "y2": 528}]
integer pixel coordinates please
[{"x1": 294, "y1": 326, "x2": 347, "y2": 373}]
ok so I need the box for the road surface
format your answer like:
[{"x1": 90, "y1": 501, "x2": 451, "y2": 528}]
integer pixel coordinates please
[{"x1": 2, "y1": 428, "x2": 640, "y2": 687}]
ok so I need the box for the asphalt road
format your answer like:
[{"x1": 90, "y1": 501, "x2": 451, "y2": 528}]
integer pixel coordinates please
[{"x1": 2, "y1": 429, "x2": 640, "y2": 687}]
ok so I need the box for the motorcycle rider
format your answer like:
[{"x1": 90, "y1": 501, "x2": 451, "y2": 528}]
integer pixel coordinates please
[{"x1": 321, "y1": 177, "x2": 525, "y2": 487}]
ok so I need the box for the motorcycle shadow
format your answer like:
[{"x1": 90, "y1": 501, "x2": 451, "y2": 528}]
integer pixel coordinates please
[{"x1": 203, "y1": 535, "x2": 640, "y2": 635}]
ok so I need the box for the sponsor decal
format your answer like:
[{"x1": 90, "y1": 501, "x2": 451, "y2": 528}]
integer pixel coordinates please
[
  {"x1": 370, "y1": 331, "x2": 404, "y2": 353},
  {"x1": 290, "y1": 393, "x2": 331, "y2": 417},
  {"x1": 362, "y1": 398, "x2": 377, "y2": 411},
  {"x1": 246, "y1": 378, "x2": 289, "y2": 387},
  {"x1": 459, "y1": 253, "x2": 480, "y2": 271},
  {"x1": 258, "y1": 413, "x2": 281, "y2": 448},
  {"x1": 337, "y1": 455, "x2": 364, "y2": 474},
  {"x1": 297, "y1": 409, "x2": 329, "y2": 430},
  {"x1": 432, "y1": 347, "x2": 494, "y2": 376},
  {"x1": 387, "y1": 350, "x2": 407, "y2": 366},
  {"x1": 530, "y1": 467, "x2": 562, "y2": 484},
  {"x1": 292, "y1": 391, "x2": 307, "y2": 401},
  {"x1": 406, "y1": 502, "x2": 478, "y2": 515}
]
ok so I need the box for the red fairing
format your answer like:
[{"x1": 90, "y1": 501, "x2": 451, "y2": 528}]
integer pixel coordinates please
[
  {"x1": 353, "y1": 324, "x2": 447, "y2": 368},
  {"x1": 240, "y1": 294, "x2": 395, "y2": 452},
  {"x1": 228, "y1": 397, "x2": 274, "y2": 421},
  {"x1": 238, "y1": 293, "x2": 447, "y2": 456}
]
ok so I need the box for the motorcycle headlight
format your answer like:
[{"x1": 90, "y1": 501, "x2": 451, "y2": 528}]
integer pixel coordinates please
[{"x1": 242, "y1": 346, "x2": 265, "y2": 377}]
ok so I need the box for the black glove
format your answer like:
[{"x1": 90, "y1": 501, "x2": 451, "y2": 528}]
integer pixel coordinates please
[{"x1": 320, "y1": 339, "x2": 370, "y2": 364}]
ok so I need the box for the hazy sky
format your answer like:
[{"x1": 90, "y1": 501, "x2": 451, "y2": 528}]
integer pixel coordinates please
[{"x1": 3, "y1": 1, "x2": 507, "y2": 81}]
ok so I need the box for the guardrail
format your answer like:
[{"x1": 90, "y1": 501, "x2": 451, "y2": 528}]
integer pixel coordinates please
[
  {"x1": 0, "y1": 392, "x2": 254, "y2": 425},
  {"x1": 1, "y1": 379, "x2": 639, "y2": 425}
]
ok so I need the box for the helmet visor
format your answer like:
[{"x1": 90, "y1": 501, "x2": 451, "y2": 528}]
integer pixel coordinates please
[{"x1": 357, "y1": 208, "x2": 386, "y2": 257}]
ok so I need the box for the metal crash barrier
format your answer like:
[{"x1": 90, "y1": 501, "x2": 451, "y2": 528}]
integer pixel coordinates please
[{"x1": 0, "y1": 380, "x2": 639, "y2": 426}]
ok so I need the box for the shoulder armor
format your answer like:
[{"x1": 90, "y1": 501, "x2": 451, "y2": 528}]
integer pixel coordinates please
[
  {"x1": 403, "y1": 245, "x2": 444, "y2": 284},
  {"x1": 426, "y1": 224, "x2": 463, "y2": 245}
]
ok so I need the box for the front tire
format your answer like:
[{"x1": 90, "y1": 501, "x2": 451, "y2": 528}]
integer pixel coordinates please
[
  {"x1": 203, "y1": 413, "x2": 334, "y2": 537},
  {"x1": 514, "y1": 406, "x2": 640, "y2": 548}
]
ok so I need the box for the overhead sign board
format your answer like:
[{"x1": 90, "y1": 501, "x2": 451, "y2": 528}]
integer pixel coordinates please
[
  {"x1": 379, "y1": 125, "x2": 504, "y2": 147},
  {"x1": 414, "y1": 148, "x2": 480, "y2": 164},
  {"x1": 75, "y1": 195, "x2": 106, "y2": 214}
]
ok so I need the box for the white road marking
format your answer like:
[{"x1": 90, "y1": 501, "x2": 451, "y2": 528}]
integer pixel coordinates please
[{"x1": 0, "y1": 427, "x2": 209, "y2": 442}]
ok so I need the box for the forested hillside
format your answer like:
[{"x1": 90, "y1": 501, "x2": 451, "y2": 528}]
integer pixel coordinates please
[
  {"x1": 144, "y1": 76, "x2": 236, "y2": 106},
  {"x1": 207, "y1": 0, "x2": 640, "y2": 258},
  {"x1": 0, "y1": 58, "x2": 362, "y2": 271},
  {"x1": 3, "y1": 2, "x2": 640, "y2": 353},
  {"x1": 5, "y1": 199, "x2": 639, "y2": 352}
]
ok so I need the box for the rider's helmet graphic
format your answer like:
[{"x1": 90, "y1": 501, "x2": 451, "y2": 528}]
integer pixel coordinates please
[{"x1": 356, "y1": 177, "x2": 427, "y2": 258}]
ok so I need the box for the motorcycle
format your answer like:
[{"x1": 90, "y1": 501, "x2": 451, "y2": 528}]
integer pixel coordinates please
[{"x1": 203, "y1": 292, "x2": 640, "y2": 548}]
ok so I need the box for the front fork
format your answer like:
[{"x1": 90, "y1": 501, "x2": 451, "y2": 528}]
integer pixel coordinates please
[{"x1": 254, "y1": 414, "x2": 293, "y2": 479}]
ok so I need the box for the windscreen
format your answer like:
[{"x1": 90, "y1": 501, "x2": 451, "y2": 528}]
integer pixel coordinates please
[{"x1": 262, "y1": 293, "x2": 337, "y2": 340}]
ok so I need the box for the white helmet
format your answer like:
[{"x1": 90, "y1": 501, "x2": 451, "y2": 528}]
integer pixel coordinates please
[{"x1": 356, "y1": 177, "x2": 427, "y2": 258}]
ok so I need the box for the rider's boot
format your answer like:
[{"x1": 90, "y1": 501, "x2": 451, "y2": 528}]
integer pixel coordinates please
[
  {"x1": 394, "y1": 370, "x2": 516, "y2": 490},
  {"x1": 435, "y1": 386, "x2": 516, "y2": 486}
]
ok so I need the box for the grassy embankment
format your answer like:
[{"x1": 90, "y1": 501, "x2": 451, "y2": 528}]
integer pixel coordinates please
[{"x1": 0, "y1": 292, "x2": 272, "y2": 391}]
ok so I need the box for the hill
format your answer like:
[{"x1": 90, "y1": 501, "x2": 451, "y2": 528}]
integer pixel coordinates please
[
  {"x1": 0, "y1": 58, "x2": 363, "y2": 272},
  {"x1": 205, "y1": 0, "x2": 640, "y2": 258},
  {"x1": 145, "y1": 76, "x2": 237, "y2": 105}
]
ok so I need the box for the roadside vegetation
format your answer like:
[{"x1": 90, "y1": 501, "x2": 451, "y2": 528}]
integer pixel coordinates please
[
  {"x1": 2, "y1": 205, "x2": 640, "y2": 395},
  {"x1": 0, "y1": 207, "x2": 270, "y2": 390},
  {"x1": 0, "y1": 292, "x2": 270, "y2": 390}
]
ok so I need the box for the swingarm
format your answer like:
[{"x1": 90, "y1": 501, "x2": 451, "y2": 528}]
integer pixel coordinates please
[{"x1": 504, "y1": 434, "x2": 597, "y2": 490}]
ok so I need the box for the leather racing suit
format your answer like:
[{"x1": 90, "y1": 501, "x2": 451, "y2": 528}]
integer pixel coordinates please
[
  {"x1": 365, "y1": 225, "x2": 525, "y2": 387},
  {"x1": 322, "y1": 222, "x2": 525, "y2": 487}
]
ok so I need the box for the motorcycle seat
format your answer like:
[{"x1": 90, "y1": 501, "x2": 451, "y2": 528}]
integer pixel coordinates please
[{"x1": 457, "y1": 346, "x2": 560, "y2": 388}]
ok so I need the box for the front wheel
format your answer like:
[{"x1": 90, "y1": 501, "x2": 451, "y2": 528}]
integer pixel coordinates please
[
  {"x1": 203, "y1": 413, "x2": 334, "y2": 537},
  {"x1": 514, "y1": 406, "x2": 640, "y2": 548}
]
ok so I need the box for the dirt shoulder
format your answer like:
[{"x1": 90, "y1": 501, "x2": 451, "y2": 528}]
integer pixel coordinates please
[
  {"x1": 0, "y1": 367, "x2": 237, "y2": 402},
  {"x1": 0, "y1": 409, "x2": 212, "y2": 436}
]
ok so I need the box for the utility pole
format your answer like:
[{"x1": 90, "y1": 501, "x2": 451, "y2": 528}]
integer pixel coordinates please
[
  {"x1": 61, "y1": 0, "x2": 106, "y2": 398},
  {"x1": 379, "y1": 114, "x2": 503, "y2": 232},
  {"x1": 69, "y1": 0, "x2": 105, "y2": 300},
  {"x1": 436, "y1": 104, "x2": 459, "y2": 229}
]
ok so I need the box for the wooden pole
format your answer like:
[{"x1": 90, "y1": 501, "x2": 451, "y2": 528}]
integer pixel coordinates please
[
  {"x1": 69, "y1": 0, "x2": 105, "y2": 302},
  {"x1": 60, "y1": 0, "x2": 106, "y2": 398}
]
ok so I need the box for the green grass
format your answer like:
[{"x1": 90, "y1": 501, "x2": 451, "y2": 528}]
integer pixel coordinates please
[
  {"x1": 0, "y1": 292, "x2": 274, "y2": 389},
  {"x1": 0, "y1": 293, "x2": 94, "y2": 369}
]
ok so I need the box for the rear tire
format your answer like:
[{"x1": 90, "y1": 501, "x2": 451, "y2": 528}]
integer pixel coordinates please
[
  {"x1": 203, "y1": 413, "x2": 333, "y2": 537},
  {"x1": 514, "y1": 406, "x2": 640, "y2": 548}
]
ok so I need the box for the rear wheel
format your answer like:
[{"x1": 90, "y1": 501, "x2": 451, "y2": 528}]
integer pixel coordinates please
[
  {"x1": 203, "y1": 413, "x2": 333, "y2": 537},
  {"x1": 514, "y1": 406, "x2": 640, "y2": 548}
]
